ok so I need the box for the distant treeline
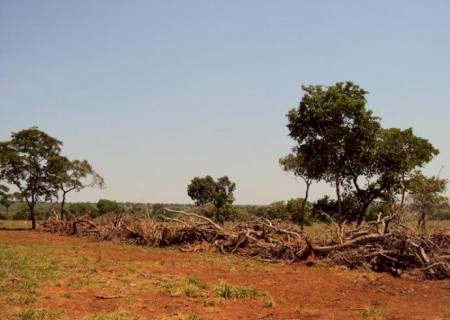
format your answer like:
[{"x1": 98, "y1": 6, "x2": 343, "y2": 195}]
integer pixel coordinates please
[{"x1": 1, "y1": 199, "x2": 449, "y2": 222}]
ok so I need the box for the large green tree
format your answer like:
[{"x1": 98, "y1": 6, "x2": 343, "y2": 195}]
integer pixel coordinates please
[
  {"x1": 0, "y1": 127, "x2": 62, "y2": 229},
  {"x1": 284, "y1": 82, "x2": 439, "y2": 225},
  {"x1": 48, "y1": 156, "x2": 104, "y2": 219},
  {"x1": 286, "y1": 82, "x2": 380, "y2": 223}
]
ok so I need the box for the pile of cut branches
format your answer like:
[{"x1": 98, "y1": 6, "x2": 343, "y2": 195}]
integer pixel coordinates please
[{"x1": 39, "y1": 209, "x2": 449, "y2": 279}]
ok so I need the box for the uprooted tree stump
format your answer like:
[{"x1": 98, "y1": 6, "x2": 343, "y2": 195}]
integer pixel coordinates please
[{"x1": 39, "y1": 210, "x2": 450, "y2": 279}]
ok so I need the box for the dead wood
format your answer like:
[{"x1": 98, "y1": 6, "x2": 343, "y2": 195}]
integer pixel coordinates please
[{"x1": 39, "y1": 211, "x2": 449, "y2": 279}]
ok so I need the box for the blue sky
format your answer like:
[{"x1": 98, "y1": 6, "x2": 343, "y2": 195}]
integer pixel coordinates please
[{"x1": 1, "y1": 1, "x2": 449, "y2": 204}]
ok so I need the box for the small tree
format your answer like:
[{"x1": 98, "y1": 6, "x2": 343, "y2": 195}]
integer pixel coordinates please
[
  {"x1": 96, "y1": 199, "x2": 121, "y2": 216},
  {"x1": 279, "y1": 153, "x2": 317, "y2": 229},
  {"x1": 408, "y1": 171, "x2": 448, "y2": 233},
  {"x1": 286, "y1": 198, "x2": 311, "y2": 226},
  {"x1": 0, "y1": 128, "x2": 62, "y2": 229},
  {"x1": 48, "y1": 156, "x2": 104, "y2": 219},
  {"x1": 0, "y1": 184, "x2": 13, "y2": 215},
  {"x1": 187, "y1": 175, "x2": 236, "y2": 223}
]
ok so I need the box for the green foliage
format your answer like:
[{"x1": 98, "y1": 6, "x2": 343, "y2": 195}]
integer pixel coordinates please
[
  {"x1": 187, "y1": 175, "x2": 236, "y2": 208},
  {"x1": 257, "y1": 199, "x2": 312, "y2": 224},
  {"x1": 67, "y1": 202, "x2": 97, "y2": 217},
  {"x1": 407, "y1": 171, "x2": 448, "y2": 231},
  {"x1": 0, "y1": 127, "x2": 63, "y2": 228},
  {"x1": 47, "y1": 156, "x2": 104, "y2": 219},
  {"x1": 286, "y1": 198, "x2": 311, "y2": 225},
  {"x1": 214, "y1": 283, "x2": 265, "y2": 299},
  {"x1": 284, "y1": 82, "x2": 439, "y2": 224},
  {"x1": 96, "y1": 199, "x2": 122, "y2": 216},
  {"x1": 257, "y1": 201, "x2": 289, "y2": 220}
]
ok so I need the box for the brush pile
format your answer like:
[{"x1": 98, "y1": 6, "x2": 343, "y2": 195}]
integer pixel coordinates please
[{"x1": 40, "y1": 209, "x2": 449, "y2": 279}]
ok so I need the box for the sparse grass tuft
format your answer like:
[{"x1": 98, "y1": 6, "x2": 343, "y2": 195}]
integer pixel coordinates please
[
  {"x1": 14, "y1": 309, "x2": 58, "y2": 320},
  {"x1": 359, "y1": 307, "x2": 383, "y2": 320},
  {"x1": 264, "y1": 298, "x2": 276, "y2": 307},
  {"x1": 214, "y1": 282, "x2": 265, "y2": 299}
]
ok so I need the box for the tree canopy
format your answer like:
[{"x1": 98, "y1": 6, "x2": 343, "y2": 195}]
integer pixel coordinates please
[
  {"x1": 0, "y1": 127, "x2": 63, "y2": 228},
  {"x1": 187, "y1": 175, "x2": 236, "y2": 208},
  {"x1": 283, "y1": 82, "x2": 439, "y2": 224}
]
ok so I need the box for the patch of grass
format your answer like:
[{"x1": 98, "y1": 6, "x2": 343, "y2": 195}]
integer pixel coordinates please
[
  {"x1": 83, "y1": 310, "x2": 139, "y2": 320},
  {"x1": 0, "y1": 244, "x2": 61, "y2": 293},
  {"x1": 14, "y1": 309, "x2": 58, "y2": 320},
  {"x1": 61, "y1": 292, "x2": 73, "y2": 299},
  {"x1": 7, "y1": 292, "x2": 38, "y2": 305},
  {"x1": 264, "y1": 298, "x2": 276, "y2": 307},
  {"x1": 214, "y1": 282, "x2": 265, "y2": 299},
  {"x1": 359, "y1": 307, "x2": 383, "y2": 320},
  {"x1": 186, "y1": 276, "x2": 208, "y2": 289},
  {"x1": 154, "y1": 275, "x2": 209, "y2": 298}
]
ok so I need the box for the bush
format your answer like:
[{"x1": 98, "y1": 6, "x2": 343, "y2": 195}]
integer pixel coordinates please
[
  {"x1": 96, "y1": 199, "x2": 122, "y2": 216},
  {"x1": 257, "y1": 201, "x2": 289, "y2": 220},
  {"x1": 68, "y1": 203, "x2": 97, "y2": 217},
  {"x1": 198, "y1": 203, "x2": 238, "y2": 224},
  {"x1": 13, "y1": 208, "x2": 31, "y2": 220}
]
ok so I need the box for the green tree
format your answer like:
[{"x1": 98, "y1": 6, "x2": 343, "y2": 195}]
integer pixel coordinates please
[
  {"x1": 48, "y1": 156, "x2": 104, "y2": 219},
  {"x1": 0, "y1": 184, "x2": 13, "y2": 215},
  {"x1": 408, "y1": 171, "x2": 448, "y2": 232},
  {"x1": 286, "y1": 82, "x2": 380, "y2": 224},
  {"x1": 187, "y1": 176, "x2": 236, "y2": 208},
  {"x1": 279, "y1": 153, "x2": 318, "y2": 229},
  {"x1": 96, "y1": 199, "x2": 121, "y2": 216},
  {"x1": 286, "y1": 198, "x2": 312, "y2": 226},
  {"x1": 257, "y1": 201, "x2": 289, "y2": 220},
  {"x1": 0, "y1": 127, "x2": 62, "y2": 229},
  {"x1": 376, "y1": 128, "x2": 439, "y2": 208},
  {"x1": 187, "y1": 175, "x2": 236, "y2": 223}
]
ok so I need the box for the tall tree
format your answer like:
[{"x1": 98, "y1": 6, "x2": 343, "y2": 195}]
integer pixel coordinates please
[
  {"x1": 48, "y1": 156, "x2": 104, "y2": 219},
  {"x1": 0, "y1": 127, "x2": 62, "y2": 229},
  {"x1": 286, "y1": 82, "x2": 380, "y2": 224}
]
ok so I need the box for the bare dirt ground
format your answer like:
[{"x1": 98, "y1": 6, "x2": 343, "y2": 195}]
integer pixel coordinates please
[{"x1": 1, "y1": 230, "x2": 449, "y2": 320}]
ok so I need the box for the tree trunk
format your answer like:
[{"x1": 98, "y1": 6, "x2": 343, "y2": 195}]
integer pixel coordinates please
[
  {"x1": 60, "y1": 191, "x2": 67, "y2": 220},
  {"x1": 28, "y1": 202, "x2": 36, "y2": 230},
  {"x1": 300, "y1": 181, "x2": 311, "y2": 231},
  {"x1": 335, "y1": 175, "x2": 342, "y2": 224},
  {"x1": 400, "y1": 174, "x2": 406, "y2": 209},
  {"x1": 356, "y1": 202, "x2": 371, "y2": 226}
]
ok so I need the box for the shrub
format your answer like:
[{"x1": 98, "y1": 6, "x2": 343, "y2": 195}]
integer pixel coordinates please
[{"x1": 214, "y1": 283, "x2": 264, "y2": 299}]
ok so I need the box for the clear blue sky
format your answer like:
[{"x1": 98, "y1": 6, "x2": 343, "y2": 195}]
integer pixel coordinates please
[{"x1": 1, "y1": 1, "x2": 449, "y2": 204}]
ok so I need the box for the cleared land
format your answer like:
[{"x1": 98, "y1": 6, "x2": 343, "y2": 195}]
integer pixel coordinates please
[{"x1": 0, "y1": 231, "x2": 449, "y2": 320}]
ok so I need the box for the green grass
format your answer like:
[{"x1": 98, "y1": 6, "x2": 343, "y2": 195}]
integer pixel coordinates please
[
  {"x1": 0, "y1": 244, "x2": 62, "y2": 293},
  {"x1": 214, "y1": 282, "x2": 265, "y2": 299}
]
